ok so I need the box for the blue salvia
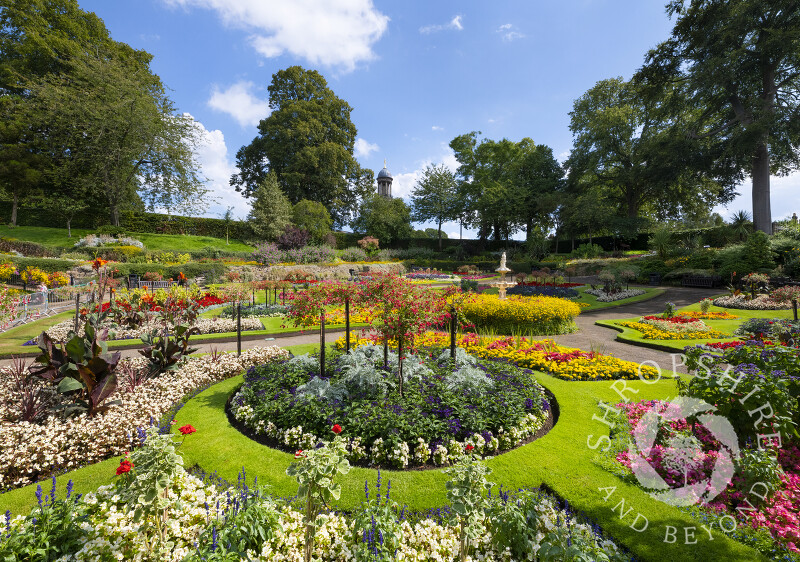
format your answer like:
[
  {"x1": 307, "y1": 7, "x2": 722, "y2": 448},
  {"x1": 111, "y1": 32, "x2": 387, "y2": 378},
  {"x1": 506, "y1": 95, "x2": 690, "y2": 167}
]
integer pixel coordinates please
[
  {"x1": 66, "y1": 480, "x2": 73, "y2": 500},
  {"x1": 49, "y1": 475, "x2": 56, "y2": 505},
  {"x1": 35, "y1": 484, "x2": 42, "y2": 506},
  {"x1": 211, "y1": 524, "x2": 218, "y2": 552},
  {"x1": 365, "y1": 479, "x2": 369, "y2": 500},
  {"x1": 5, "y1": 510, "x2": 11, "y2": 536}
]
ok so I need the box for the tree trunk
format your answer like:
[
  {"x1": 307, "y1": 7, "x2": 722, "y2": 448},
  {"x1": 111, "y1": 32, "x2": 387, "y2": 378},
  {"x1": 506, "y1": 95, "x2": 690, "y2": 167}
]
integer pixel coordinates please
[
  {"x1": 111, "y1": 206, "x2": 120, "y2": 227},
  {"x1": 10, "y1": 192, "x2": 17, "y2": 227},
  {"x1": 66, "y1": 217, "x2": 72, "y2": 238},
  {"x1": 438, "y1": 218, "x2": 443, "y2": 251},
  {"x1": 752, "y1": 139, "x2": 772, "y2": 234}
]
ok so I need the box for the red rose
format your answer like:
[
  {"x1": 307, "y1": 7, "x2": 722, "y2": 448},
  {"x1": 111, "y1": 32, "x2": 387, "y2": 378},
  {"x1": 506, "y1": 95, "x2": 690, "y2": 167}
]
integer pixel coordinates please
[
  {"x1": 179, "y1": 424, "x2": 196, "y2": 435},
  {"x1": 465, "y1": 444, "x2": 475, "y2": 451},
  {"x1": 116, "y1": 459, "x2": 133, "y2": 475},
  {"x1": 331, "y1": 424, "x2": 342, "y2": 434}
]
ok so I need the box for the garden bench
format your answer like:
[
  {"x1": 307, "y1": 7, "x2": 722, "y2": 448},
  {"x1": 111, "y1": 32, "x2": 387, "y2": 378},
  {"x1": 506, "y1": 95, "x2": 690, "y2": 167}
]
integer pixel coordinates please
[
  {"x1": 681, "y1": 275, "x2": 720, "y2": 288},
  {"x1": 137, "y1": 280, "x2": 177, "y2": 290}
]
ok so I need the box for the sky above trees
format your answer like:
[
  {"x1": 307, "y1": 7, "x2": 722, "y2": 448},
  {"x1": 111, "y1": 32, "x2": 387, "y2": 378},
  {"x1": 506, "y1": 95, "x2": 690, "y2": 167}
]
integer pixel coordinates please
[{"x1": 75, "y1": 0, "x2": 799, "y2": 237}]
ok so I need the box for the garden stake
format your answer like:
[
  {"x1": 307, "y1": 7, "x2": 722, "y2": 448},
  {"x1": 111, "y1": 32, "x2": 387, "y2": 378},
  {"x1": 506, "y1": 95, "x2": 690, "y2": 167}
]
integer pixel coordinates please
[
  {"x1": 320, "y1": 311, "x2": 326, "y2": 375},
  {"x1": 345, "y1": 297, "x2": 350, "y2": 352},
  {"x1": 74, "y1": 294, "x2": 80, "y2": 332},
  {"x1": 265, "y1": 288, "x2": 268, "y2": 305},
  {"x1": 450, "y1": 305, "x2": 456, "y2": 360},
  {"x1": 793, "y1": 299, "x2": 798, "y2": 321},
  {"x1": 384, "y1": 339, "x2": 388, "y2": 367},
  {"x1": 398, "y1": 334, "x2": 404, "y2": 397},
  {"x1": 237, "y1": 302, "x2": 242, "y2": 356}
]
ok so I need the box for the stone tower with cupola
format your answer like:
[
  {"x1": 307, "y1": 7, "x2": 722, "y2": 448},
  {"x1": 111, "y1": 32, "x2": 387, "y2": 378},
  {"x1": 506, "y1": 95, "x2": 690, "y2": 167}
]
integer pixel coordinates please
[{"x1": 377, "y1": 160, "x2": 392, "y2": 198}]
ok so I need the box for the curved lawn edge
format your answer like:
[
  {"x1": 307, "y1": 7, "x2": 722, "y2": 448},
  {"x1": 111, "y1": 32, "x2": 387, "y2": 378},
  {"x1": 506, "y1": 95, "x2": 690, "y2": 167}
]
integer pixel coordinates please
[{"x1": 173, "y1": 370, "x2": 763, "y2": 562}]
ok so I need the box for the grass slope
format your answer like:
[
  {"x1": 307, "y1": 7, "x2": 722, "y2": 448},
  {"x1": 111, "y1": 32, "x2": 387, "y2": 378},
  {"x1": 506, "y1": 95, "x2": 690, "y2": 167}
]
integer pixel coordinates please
[
  {"x1": 597, "y1": 302, "x2": 796, "y2": 353},
  {"x1": 0, "y1": 225, "x2": 253, "y2": 253}
]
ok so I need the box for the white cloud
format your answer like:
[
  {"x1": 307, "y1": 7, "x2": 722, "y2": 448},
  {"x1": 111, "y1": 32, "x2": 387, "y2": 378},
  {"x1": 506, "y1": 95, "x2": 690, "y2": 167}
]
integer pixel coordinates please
[
  {"x1": 164, "y1": 0, "x2": 389, "y2": 71},
  {"x1": 207, "y1": 81, "x2": 268, "y2": 128},
  {"x1": 487, "y1": 118, "x2": 497, "y2": 123},
  {"x1": 354, "y1": 138, "x2": 379, "y2": 159},
  {"x1": 431, "y1": 125, "x2": 443, "y2": 131},
  {"x1": 190, "y1": 117, "x2": 252, "y2": 219},
  {"x1": 496, "y1": 23, "x2": 524, "y2": 42},
  {"x1": 420, "y1": 15, "x2": 463, "y2": 34}
]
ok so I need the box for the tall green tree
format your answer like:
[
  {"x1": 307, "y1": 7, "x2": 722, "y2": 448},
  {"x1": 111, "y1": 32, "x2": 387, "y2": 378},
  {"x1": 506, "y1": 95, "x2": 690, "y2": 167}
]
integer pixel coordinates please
[
  {"x1": 410, "y1": 164, "x2": 459, "y2": 250},
  {"x1": 248, "y1": 172, "x2": 292, "y2": 241},
  {"x1": 0, "y1": 95, "x2": 43, "y2": 225},
  {"x1": 23, "y1": 49, "x2": 205, "y2": 225},
  {"x1": 512, "y1": 140, "x2": 564, "y2": 241},
  {"x1": 352, "y1": 194, "x2": 413, "y2": 245},
  {"x1": 566, "y1": 77, "x2": 729, "y2": 222},
  {"x1": 292, "y1": 199, "x2": 333, "y2": 244},
  {"x1": 450, "y1": 133, "x2": 520, "y2": 241},
  {"x1": 231, "y1": 66, "x2": 373, "y2": 227},
  {"x1": 637, "y1": 0, "x2": 800, "y2": 233}
]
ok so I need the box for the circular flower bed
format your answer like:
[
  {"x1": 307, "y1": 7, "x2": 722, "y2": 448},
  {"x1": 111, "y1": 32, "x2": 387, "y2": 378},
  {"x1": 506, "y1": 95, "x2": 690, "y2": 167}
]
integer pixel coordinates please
[
  {"x1": 713, "y1": 294, "x2": 794, "y2": 310},
  {"x1": 230, "y1": 346, "x2": 551, "y2": 468},
  {"x1": 584, "y1": 288, "x2": 646, "y2": 302}
]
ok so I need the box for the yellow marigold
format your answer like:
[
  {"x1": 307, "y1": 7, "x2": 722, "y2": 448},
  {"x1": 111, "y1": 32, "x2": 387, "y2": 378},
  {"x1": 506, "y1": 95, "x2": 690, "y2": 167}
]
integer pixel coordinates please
[{"x1": 461, "y1": 295, "x2": 581, "y2": 336}]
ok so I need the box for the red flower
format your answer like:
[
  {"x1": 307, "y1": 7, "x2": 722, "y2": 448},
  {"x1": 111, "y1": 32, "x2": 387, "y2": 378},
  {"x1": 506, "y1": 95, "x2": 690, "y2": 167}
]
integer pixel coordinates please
[
  {"x1": 295, "y1": 450, "x2": 304, "y2": 458},
  {"x1": 331, "y1": 424, "x2": 342, "y2": 434},
  {"x1": 116, "y1": 459, "x2": 133, "y2": 475},
  {"x1": 178, "y1": 424, "x2": 196, "y2": 435},
  {"x1": 465, "y1": 444, "x2": 475, "y2": 451},
  {"x1": 91, "y1": 258, "x2": 108, "y2": 271}
]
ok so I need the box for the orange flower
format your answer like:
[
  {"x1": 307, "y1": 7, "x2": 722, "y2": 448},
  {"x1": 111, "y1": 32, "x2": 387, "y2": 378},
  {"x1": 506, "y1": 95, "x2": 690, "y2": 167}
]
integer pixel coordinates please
[{"x1": 92, "y1": 258, "x2": 108, "y2": 271}]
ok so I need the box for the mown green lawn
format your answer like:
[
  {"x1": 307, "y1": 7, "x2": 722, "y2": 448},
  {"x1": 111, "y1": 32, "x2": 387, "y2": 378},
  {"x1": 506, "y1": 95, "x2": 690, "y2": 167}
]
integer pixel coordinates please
[
  {"x1": 0, "y1": 225, "x2": 252, "y2": 253},
  {"x1": 597, "y1": 301, "x2": 796, "y2": 352}
]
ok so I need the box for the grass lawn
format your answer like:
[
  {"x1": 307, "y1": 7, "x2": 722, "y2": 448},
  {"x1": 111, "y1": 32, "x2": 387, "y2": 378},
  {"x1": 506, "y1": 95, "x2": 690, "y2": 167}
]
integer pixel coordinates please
[
  {"x1": 596, "y1": 301, "x2": 796, "y2": 352},
  {"x1": 0, "y1": 343, "x2": 766, "y2": 560},
  {"x1": 0, "y1": 225, "x2": 253, "y2": 253},
  {"x1": 0, "y1": 311, "x2": 74, "y2": 357}
]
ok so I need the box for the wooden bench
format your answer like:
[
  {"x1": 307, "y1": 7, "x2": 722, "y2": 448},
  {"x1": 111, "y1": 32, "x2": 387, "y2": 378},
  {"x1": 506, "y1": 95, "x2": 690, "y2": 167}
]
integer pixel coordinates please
[
  {"x1": 137, "y1": 280, "x2": 178, "y2": 290},
  {"x1": 681, "y1": 275, "x2": 720, "y2": 288}
]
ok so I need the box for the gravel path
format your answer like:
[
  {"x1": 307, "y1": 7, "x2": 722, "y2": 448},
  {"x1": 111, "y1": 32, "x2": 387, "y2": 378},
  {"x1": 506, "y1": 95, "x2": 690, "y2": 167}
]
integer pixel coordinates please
[{"x1": 1, "y1": 286, "x2": 723, "y2": 373}]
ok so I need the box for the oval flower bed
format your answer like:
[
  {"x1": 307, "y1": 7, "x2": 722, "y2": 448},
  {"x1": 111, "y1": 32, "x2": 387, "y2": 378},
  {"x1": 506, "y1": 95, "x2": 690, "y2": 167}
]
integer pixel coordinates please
[
  {"x1": 618, "y1": 317, "x2": 729, "y2": 340},
  {"x1": 461, "y1": 294, "x2": 581, "y2": 335},
  {"x1": 230, "y1": 345, "x2": 551, "y2": 468}
]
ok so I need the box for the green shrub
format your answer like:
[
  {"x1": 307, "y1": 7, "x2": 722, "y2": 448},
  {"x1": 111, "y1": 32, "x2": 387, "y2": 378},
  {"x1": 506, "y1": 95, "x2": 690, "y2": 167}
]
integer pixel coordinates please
[
  {"x1": 9, "y1": 257, "x2": 75, "y2": 273},
  {"x1": 744, "y1": 231, "x2": 776, "y2": 271},
  {"x1": 648, "y1": 228, "x2": 673, "y2": 259},
  {"x1": 572, "y1": 243, "x2": 604, "y2": 259},
  {"x1": 0, "y1": 237, "x2": 58, "y2": 258}
]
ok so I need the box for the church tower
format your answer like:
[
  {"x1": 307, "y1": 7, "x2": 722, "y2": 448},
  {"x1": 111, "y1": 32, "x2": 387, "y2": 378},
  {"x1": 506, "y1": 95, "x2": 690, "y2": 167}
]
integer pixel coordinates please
[{"x1": 377, "y1": 160, "x2": 393, "y2": 198}]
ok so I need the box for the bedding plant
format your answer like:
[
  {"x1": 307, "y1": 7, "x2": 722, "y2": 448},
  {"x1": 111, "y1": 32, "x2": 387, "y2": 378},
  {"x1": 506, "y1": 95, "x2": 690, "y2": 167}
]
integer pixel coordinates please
[
  {"x1": 348, "y1": 332, "x2": 661, "y2": 382},
  {"x1": 596, "y1": 317, "x2": 800, "y2": 560},
  {"x1": 230, "y1": 344, "x2": 550, "y2": 469}
]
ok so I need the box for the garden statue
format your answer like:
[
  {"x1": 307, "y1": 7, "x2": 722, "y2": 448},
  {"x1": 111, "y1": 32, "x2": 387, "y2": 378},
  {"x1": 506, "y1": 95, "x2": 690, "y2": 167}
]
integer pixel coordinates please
[{"x1": 500, "y1": 252, "x2": 507, "y2": 270}]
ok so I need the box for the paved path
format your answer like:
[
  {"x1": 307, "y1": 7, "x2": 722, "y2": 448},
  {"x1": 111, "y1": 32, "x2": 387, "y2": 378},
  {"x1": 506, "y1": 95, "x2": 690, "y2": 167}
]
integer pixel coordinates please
[{"x1": 1, "y1": 286, "x2": 722, "y2": 372}]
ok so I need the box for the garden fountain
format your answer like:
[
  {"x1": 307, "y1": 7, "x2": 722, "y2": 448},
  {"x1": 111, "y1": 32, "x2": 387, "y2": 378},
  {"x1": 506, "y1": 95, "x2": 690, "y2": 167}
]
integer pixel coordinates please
[{"x1": 494, "y1": 252, "x2": 515, "y2": 299}]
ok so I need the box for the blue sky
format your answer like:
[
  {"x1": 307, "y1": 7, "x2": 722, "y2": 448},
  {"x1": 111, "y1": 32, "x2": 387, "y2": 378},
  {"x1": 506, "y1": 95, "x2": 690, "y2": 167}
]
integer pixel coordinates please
[{"x1": 78, "y1": 0, "x2": 799, "y2": 238}]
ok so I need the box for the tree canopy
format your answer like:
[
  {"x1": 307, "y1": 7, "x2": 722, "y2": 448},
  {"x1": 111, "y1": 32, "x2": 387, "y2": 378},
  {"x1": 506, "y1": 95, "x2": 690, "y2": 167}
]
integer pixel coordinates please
[
  {"x1": 0, "y1": 0, "x2": 207, "y2": 226},
  {"x1": 449, "y1": 132, "x2": 563, "y2": 242},
  {"x1": 566, "y1": 77, "x2": 731, "y2": 225},
  {"x1": 231, "y1": 66, "x2": 374, "y2": 228},
  {"x1": 352, "y1": 194, "x2": 413, "y2": 245},
  {"x1": 248, "y1": 172, "x2": 292, "y2": 241},
  {"x1": 410, "y1": 164, "x2": 460, "y2": 249},
  {"x1": 636, "y1": 0, "x2": 800, "y2": 233}
]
